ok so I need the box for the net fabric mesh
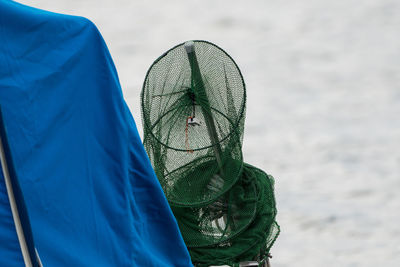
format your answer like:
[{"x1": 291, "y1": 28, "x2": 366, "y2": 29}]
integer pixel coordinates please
[{"x1": 141, "y1": 40, "x2": 279, "y2": 266}]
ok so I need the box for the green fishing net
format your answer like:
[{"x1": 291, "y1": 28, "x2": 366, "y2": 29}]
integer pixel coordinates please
[{"x1": 141, "y1": 40, "x2": 279, "y2": 266}]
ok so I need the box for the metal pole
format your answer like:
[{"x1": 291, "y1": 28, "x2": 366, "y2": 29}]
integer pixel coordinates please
[
  {"x1": 265, "y1": 257, "x2": 271, "y2": 267},
  {"x1": 184, "y1": 41, "x2": 224, "y2": 172},
  {"x1": 0, "y1": 135, "x2": 33, "y2": 267},
  {"x1": 0, "y1": 107, "x2": 40, "y2": 267},
  {"x1": 184, "y1": 41, "x2": 228, "y2": 233}
]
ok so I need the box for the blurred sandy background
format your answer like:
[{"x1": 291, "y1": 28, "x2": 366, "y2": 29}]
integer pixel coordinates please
[{"x1": 16, "y1": 0, "x2": 400, "y2": 266}]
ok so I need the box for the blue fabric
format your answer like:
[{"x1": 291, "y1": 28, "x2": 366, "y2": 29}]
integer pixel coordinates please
[{"x1": 0, "y1": 1, "x2": 192, "y2": 266}]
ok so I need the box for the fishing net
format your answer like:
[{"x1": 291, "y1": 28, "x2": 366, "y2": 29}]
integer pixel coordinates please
[{"x1": 141, "y1": 40, "x2": 279, "y2": 266}]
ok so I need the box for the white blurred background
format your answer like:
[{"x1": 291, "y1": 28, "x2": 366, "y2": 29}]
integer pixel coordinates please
[{"x1": 17, "y1": 0, "x2": 400, "y2": 266}]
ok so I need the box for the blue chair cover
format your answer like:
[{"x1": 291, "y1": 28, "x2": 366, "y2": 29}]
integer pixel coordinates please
[{"x1": 0, "y1": 1, "x2": 192, "y2": 266}]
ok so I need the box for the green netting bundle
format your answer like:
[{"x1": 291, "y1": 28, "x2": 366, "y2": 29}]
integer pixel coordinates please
[{"x1": 141, "y1": 40, "x2": 279, "y2": 266}]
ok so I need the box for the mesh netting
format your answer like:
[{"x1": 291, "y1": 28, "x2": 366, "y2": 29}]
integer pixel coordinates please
[{"x1": 141, "y1": 40, "x2": 279, "y2": 266}]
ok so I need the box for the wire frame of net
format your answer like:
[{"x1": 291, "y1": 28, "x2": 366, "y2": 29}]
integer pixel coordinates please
[{"x1": 141, "y1": 41, "x2": 246, "y2": 207}]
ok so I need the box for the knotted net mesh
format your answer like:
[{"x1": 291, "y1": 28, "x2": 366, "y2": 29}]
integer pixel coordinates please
[{"x1": 141, "y1": 40, "x2": 279, "y2": 266}]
